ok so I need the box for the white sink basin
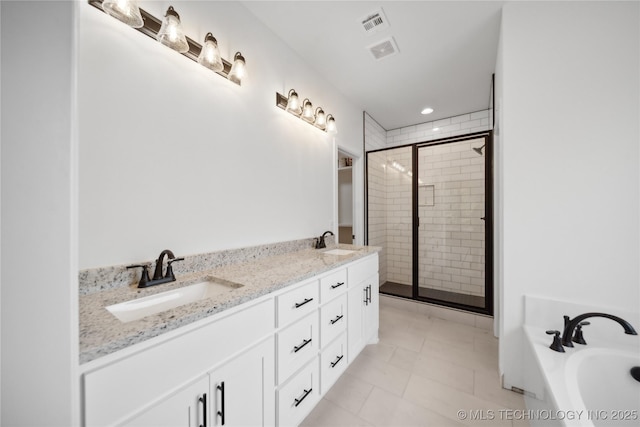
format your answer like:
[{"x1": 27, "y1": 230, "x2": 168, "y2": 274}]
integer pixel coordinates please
[
  {"x1": 106, "y1": 278, "x2": 243, "y2": 323},
  {"x1": 323, "y1": 249, "x2": 357, "y2": 256}
]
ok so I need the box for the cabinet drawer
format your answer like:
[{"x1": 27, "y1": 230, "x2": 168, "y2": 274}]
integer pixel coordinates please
[
  {"x1": 277, "y1": 312, "x2": 318, "y2": 384},
  {"x1": 277, "y1": 279, "x2": 319, "y2": 327},
  {"x1": 319, "y1": 294, "x2": 347, "y2": 348},
  {"x1": 320, "y1": 333, "x2": 347, "y2": 394},
  {"x1": 278, "y1": 359, "x2": 319, "y2": 427},
  {"x1": 319, "y1": 268, "x2": 347, "y2": 303},
  {"x1": 348, "y1": 254, "x2": 379, "y2": 287}
]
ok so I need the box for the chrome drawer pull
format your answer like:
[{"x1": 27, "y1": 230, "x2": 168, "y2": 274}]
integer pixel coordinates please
[
  {"x1": 293, "y1": 338, "x2": 312, "y2": 353},
  {"x1": 295, "y1": 298, "x2": 313, "y2": 308},
  {"x1": 330, "y1": 355, "x2": 344, "y2": 368},
  {"x1": 330, "y1": 314, "x2": 343, "y2": 325},
  {"x1": 331, "y1": 282, "x2": 345, "y2": 289},
  {"x1": 294, "y1": 388, "x2": 313, "y2": 407}
]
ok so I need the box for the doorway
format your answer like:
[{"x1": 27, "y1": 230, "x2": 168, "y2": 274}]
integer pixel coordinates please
[
  {"x1": 337, "y1": 150, "x2": 355, "y2": 244},
  {"x1": 366, "y1": 132, "x2": 493, "y2": 315}
]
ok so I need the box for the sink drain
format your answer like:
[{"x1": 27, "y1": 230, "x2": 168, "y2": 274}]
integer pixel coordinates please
[{"x1": 631, "y1": 367, "x2": 640, "y2": 382}]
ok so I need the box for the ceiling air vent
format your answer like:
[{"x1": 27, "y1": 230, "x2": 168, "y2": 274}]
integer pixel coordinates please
[
  {"x1": 366, "y1": 37, "x2": 399, "y2": 60},
  {"x1": 359, "y1": 8, "x2": 390, "y2": 34}
]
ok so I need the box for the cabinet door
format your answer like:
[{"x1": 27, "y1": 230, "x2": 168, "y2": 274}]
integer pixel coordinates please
[
  {"x1": 121, "y1": 376, "x2": 208, "y2": 427},
  {"x1": 347, "y1": 283, "x2": 366, "y2": 361},
  {"x1": 210, "y1": 338, "x2": 275, "y2": 427}
]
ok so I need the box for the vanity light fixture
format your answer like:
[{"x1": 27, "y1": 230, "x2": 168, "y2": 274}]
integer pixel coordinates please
[
  {"x1": 314, "y1": 107, "x2": 326, "y2": 129},
  {"x1": 285, "y1": 89, "x2": 302, "y2": 115},
  {"x1": 227, "y1": 52, "x2": 247, "y2": 84},
  {"x1": 157, "y1": 6, "x2": 189, "y2": 53},
  {"x1": 275, "y1": 90, "x2": 337, "y2": 134},
  {"x1": 326, "y1": 115, "x2": 337, "y2": 135},
  {"x1": 101, "y1": 0, "x2": 143, "y2": 28},
  {"x1": 197, "y1": 32, "x2": 224, "y2": 72},
  {"x1": 87, "y1": 0, "x2": 247, "y2": 86}
]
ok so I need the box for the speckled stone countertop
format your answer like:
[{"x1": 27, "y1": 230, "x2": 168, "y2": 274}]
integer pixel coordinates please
[{"x1": 79, "y1": 243, "x2": 380, "y2": 364}]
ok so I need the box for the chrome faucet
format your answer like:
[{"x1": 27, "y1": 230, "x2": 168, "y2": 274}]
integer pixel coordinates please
[
  {"x1": 127, "y1": 249, "x2": 184, "y2": 288},
  {"x1": 561, "y1": 312, "x2": 637, "y2": 348},
  {"x1": 315, "y1": 231, "x2": 334, "y2": 249}
]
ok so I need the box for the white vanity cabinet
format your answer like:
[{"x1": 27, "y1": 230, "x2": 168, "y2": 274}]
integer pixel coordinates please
[
  {"x1": 347, "y1": 256, "x2": 380, "y2": 361},
  {"x1": 81, "y1": 252, "x2": 378, "y2": 427},
  {"x1": 121, "y1": 376, "x2": 208, "y2": 427},
  {"x1": 209, "y1": 337, "x2": 275, "y2": 427}
]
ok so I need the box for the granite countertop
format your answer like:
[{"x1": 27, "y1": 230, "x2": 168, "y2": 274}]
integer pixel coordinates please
[{"x1": 79, "y1": 244, "x2": 380, "y2": 364}]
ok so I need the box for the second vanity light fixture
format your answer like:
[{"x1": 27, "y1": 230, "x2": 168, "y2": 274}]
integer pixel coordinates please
[
  {"x1": 90, "y1": 0, "x2": 247, "y2": 85},
  {"x1": 276, "y1": 89, "x2": 337, "y2": 135}
]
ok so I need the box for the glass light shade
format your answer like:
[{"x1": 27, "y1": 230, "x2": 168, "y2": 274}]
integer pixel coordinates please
[
  {"x1": 197, "y1": 33, "x2": 223, "y2": 72},
  {"x1": 102, "y1": 0, "x2": 144, "y2": 28},
  {"x1": 156, "y1": 6, "x2": 189, "y2": 53},
  {"x1": 286, "y1": 90, "x2": 302, "y2": 115},
  {"x1": 314, "y1": 108, "x2": 326, "y2": 129},
  {"x1": 326, "y1": 115, "x2": 337, "y2": 135},
  {"x1": 301, "y1": 100, "x2": 314, "y2": 122},
  {"x1": 228, "y1": 52, "x2": 247, "y2": 84}
]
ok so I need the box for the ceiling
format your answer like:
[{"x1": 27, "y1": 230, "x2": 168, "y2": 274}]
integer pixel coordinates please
[{"x1": 241, "y1": 1, "x2": 504, "y2": 130}]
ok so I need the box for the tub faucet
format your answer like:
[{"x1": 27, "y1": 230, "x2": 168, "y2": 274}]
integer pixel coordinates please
[
  {"x1": 315, "y1": 231, "x2": 334, "y2": 249},
  {"x1": 561, "y1": 312, "x2": 638, "y2": 347}
]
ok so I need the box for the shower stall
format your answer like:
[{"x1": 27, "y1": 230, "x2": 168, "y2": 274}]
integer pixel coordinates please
[{"x1": 366, "y1": 133, "x2": 492, "y2": 314}]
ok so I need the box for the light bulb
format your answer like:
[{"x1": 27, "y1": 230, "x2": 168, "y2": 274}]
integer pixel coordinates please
[
  {"x1": 228, "y1": 52, "x2": 247, "y2": 84},
  {"x1": 156, "y1": 6, "x2": 189, "y2": 53},
  {"x1": 314, "y1": 108, "x2": 326, "y2": 129},
  {"x1": 286, "y1": 90, "x2": 301, "y2": 115},
  {"x1": 197, "y1": 33, "x2": 223, "y2": 72},
  {"x1": 326, "y1": 115, "x2": 337, "y2": 135},
  {"x1": 301, "y1": 100, "x2": 314, "y2": 122},
  {"x1": 102, "y1": 0, "x2": 144, "y2": 28}
]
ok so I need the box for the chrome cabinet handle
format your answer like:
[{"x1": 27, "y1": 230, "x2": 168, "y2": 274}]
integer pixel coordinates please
[
  {"x1": 293, "y1": 338, "x2": 312, "y2": 353},
  {"x1": 294, "y1": 388, "x2": 313, "y2": 407},
  {"x1": 295, "y1": 298, "x2": 313, "y2": 308}
]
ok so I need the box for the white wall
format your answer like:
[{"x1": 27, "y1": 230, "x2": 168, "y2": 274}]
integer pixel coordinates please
[
  {"x1": 497, "y1": 1, "x2": 639, "y2": 389},
  {"x1": 1, "y1": 1, "x2": 79, "y2": 425},
  {"x1": 79, "y1": 1, "x2": 364, "y2": 269}
]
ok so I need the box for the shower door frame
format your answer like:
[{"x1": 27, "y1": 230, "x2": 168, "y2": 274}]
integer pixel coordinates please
[{"x1": 365, "y1": 130, "x2": 494, "y2": 316}]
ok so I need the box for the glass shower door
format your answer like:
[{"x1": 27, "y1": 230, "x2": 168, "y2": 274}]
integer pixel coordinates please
[
  {"x1": 416, "y1": 137, "x2": 488, "y2": 309},
  {"x1": 367, "y1": 146, "x2": 413, "y2": 298}
]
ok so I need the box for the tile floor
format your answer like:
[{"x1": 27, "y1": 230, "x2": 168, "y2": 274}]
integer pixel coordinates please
[{"x1": 301, "y1": 296, "x2": 529, "y2": 427}]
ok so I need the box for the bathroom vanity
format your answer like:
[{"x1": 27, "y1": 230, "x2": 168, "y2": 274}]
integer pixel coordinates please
[{"x1": 79, "y1": 243, "x2": 379, "y2": 426}]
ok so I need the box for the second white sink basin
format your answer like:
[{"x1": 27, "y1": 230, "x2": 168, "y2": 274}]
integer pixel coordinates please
[
  {"x1": 106, "y1": 278, "x2": 243, "y2": 323},
  {"x1": 323, "y1": 249, "x2": 357, "y2": 256}
]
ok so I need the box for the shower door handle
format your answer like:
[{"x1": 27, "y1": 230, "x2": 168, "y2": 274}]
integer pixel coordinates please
[{"x1": 480, "y1": 217, "x2": 485, "y2": 220}]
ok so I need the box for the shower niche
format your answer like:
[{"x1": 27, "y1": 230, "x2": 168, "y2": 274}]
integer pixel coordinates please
[{"x1": 366, "y1": 133, "x2": 493, "y2": 315}]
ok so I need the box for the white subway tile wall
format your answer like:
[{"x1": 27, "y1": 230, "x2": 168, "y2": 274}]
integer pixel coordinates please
[
  {"x1": 364, "y1": 110, "x2": 490, "y2": 299},
  {"x1": 385, "y1": 110, "x2": 490, "y2": 148},
  {"x1": 417, "y1": 138, "x2": 486, "y2": 297}
]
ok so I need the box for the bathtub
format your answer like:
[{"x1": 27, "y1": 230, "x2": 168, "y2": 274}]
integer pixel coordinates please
[{"x1": 524, "y1": 325, "x2": 640, "y2": 427}]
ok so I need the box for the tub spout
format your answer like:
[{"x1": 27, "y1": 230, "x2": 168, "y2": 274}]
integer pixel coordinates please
[{"x1": 561, "y1": 312, "x2": 637, "y2": 347}]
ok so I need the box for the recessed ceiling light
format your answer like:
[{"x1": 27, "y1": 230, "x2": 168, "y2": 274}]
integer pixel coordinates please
[{"x1": 421, "y1": 107, "x2": 434, "y2": 115}]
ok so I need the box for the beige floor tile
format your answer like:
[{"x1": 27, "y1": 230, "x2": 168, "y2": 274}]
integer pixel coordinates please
[
  {"x1": 473, "y1": 369, "x2": 526, "y2": 410},
  {"x1": 388, "y1": 347, "x2": 420, "y2": 372},
  {"x1": 300, "y1": 398, "x2": 372, "y2": 427},
  {"x1": 379, "y1": 326, "x2": 426, "y2": 353},
  {"x1": 360, "y1": 341, "x2": 396, "y2": 363},
  {"x1": 323, "y1": 372, "x2": 374, "y2": 414},
  {"x1": 358, "y1": 386, "x2": 466, "y2": 427},
  {"x1": 411, "y1": 353, "x2": 475, "y2": 394},
  {"x1": 403, "y1": 374, "x2": 513, "y2": 427},
  {"x1": 346, "y1": 353, "x2": 412, "y2": 396},
  {"x1": 421, "y1": 339, "x2": 498, "y2": 375}
]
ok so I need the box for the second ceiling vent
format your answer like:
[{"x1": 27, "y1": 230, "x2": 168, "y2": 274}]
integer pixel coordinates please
[
  {"x1": 359, "y1": 8, "x2": 390, "y2": 34},
  {"x1": 366, "y1": 37, "x2": 399, "y2": 60}
]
